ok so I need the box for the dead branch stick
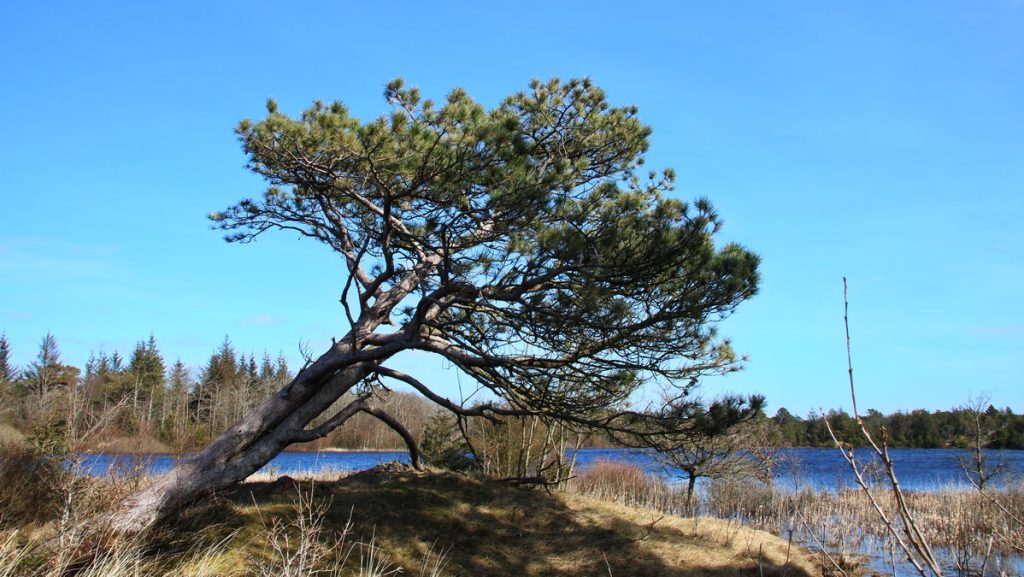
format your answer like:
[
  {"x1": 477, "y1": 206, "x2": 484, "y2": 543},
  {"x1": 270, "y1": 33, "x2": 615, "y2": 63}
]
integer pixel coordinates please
[
  {"x1": 794, "y1": 508, "x2": 848, "y2": 577},
  {"x1": 960, "y1": 461, "x2": 1024, "y2": 527},
  {"x1": 828, "y1": 277, "x2": 943, "y2": 576}
]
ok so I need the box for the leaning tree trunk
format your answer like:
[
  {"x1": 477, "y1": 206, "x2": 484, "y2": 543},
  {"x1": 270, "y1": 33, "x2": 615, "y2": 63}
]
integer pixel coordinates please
[
  {"x1": 108, "y1": 340, "x2": 379, "y2": 533},
  {"x1": 109, "y1": 254, "x2": 442, "y2": 532}
]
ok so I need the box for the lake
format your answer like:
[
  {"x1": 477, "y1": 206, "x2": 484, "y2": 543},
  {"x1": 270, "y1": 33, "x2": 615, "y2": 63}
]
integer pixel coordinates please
[{"x1": 82, "y1": 446, "x2": 1024, "y2": 491}]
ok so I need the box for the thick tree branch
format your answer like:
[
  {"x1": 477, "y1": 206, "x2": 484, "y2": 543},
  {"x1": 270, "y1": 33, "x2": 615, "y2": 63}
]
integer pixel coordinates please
[
  {"x1": 291, "y1": 394, "x2": 370, "y2": 443},
  {"x1": 312, "y1": 193, "x2": 373, "y2": 290},
  {"x1": 359, "y1": 405, "x2": 421, "y2": 469}
]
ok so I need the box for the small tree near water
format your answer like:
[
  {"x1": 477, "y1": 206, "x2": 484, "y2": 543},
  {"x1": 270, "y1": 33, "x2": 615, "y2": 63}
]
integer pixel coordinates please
[
  {"x1": 958, "y1": 392, "x2": 1006, "y2": 490},
  {"x1": 656, "y1": 400, "x2": 773, "y2": 514},
  {"x1": 420, "y1": 413, "x2": 475, "y2": 472}
]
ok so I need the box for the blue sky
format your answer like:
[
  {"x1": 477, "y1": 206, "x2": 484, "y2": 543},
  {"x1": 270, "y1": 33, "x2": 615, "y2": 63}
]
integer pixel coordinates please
[{"x1": 1, "y1": 1, "x2": 1021, "y2": 415}]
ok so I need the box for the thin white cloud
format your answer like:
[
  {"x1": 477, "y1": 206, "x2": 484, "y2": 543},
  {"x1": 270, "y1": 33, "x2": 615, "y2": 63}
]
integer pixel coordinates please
[
  {"x1": 970, "y1": 324, "x2": 1024, "y2": 337},
  {"x1": 0, "y1": 310, "x2": 33, "y2": 322},
  {"x1": 0, "y1": 237, "x2": 118, "y2": 277},
  {"x1": 238, "y1": 313, "x2": 275, "y2": 327}
]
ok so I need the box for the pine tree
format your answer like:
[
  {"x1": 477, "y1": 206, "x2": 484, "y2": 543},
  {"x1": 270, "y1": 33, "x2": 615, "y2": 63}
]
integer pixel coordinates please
[
  {"x1": 245, "y1": 355, "x2": 258, "y2": 383},
  {"x1": 195, "y1": 336, "x2": 241, "y2": 434},
  {"x1": 114, "y1": 78, "x2": 762, "y2": 530},
  {"x1": 127, "y1": 335, "x2": 166, "y2": 424},
  {"x1": 166, "y1": 359, "x2": 192, "y2": 443},
  {"x1": 0, "y1": 333, "x2": 16, "y2": 402},
  {"x1": 274, "y1": 354, "x2": 290, "y2": 382},
  {"x1": 110, "y1": 350, "x2": 124, "y2": 373},
  {"x1": 259, "y1": 352, "x2": 274, "y2": 382},
  {"x1": 82, "y1": 348, "x2": 127, "y2": 409},
  {"x1": 22, "y1": 333, "x2": 78, "y2": 399}
]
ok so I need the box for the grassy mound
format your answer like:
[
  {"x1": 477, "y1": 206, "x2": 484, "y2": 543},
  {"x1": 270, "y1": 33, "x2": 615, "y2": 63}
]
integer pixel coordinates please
[{"x1": 199, "y1": 463, "x2": 818, "y2": 577}]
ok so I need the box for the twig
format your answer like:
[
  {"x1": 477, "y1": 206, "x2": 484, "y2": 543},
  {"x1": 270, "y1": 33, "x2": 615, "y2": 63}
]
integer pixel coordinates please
[
  {"x1": 795, "y1": 508, "x2": 848, "y2": 577},
  {"x1": 602, "y1": 553, "x2": 614, "y2": 577},
  {"x1": 630, "y1": 514, "x2": 664, "y2": 543},
  {"x1": 829, "y1": 277, "x2": 943, "y2": 576},
  {"x1": 961, "y1": 464, "x2": 1024, "y2": 527}
]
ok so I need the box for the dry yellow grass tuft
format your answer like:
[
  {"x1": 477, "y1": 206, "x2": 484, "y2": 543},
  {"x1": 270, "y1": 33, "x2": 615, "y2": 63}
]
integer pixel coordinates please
[{"x1": 0, "y1": 423, "x2": 25, "y2": 447}]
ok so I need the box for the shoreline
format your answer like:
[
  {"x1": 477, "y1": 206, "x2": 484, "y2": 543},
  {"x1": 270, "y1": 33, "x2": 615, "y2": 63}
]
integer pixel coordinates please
[
  {"x1": 83, "y1": 445, "x2": 1024, "y2": 456},
  {"x1": 84, "y1": 447, "x2": 411, "y2": 456}
]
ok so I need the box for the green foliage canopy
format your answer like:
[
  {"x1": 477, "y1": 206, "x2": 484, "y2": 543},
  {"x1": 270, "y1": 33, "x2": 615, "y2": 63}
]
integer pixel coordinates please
[{"x1": 211, "y1": 78, "x2": 762, "y2": 446}]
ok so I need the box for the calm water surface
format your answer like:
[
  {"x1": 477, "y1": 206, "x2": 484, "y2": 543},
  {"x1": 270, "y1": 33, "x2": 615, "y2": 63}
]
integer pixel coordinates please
[{"x1": 83, "y1": 447, "x2": 1024, "y2": 490}]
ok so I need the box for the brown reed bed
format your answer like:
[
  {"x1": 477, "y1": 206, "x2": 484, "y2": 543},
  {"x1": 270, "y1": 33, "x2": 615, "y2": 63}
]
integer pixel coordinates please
[
  {"x1": 567, "y1": 458, "x2": 1024, "y2": 575},
  {"x1": 565, "y1": 458, "x2": 686, "y2": 513}
]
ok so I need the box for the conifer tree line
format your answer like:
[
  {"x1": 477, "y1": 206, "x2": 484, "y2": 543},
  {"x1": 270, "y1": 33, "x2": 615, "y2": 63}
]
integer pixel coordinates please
[
  {"x1": 0, "y1": 332, "x2": 437, "y2": 452},
  {"x1": 2, "y1": 331, "x2": 1021, "y2": 452},
  {"x1": 769, "y1": 406, "x2": 1024, "y2": 450}
]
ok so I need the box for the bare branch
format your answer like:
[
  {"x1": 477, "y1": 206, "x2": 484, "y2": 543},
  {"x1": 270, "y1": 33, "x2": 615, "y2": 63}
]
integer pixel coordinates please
[
  {"x1": 291, "y1": 394, "x2": 370, "y2": 443},
  {"x1": 370, "y1": 365, "x2": 533, "y2": 421},
  {"x1": 359, "y1": 405, "x2": 421, "y2": 470},
  {"x1": 829, "y1": 278, "x2": 943, "y2": 576}
]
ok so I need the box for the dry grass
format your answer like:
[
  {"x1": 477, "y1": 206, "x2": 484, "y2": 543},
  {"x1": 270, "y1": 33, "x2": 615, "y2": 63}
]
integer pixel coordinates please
[
  {"x1": 5, "y1": 445, "x2": 1020, "y2": 576},
  {"x1": 244, "y1": 467, "x2": 357, "y2": 484},
  {"x1": 568, "y1": 458, "x2": 686, "y2": 513},
  {"x1": 0, "y1": 444, "x2": 60, "y2": 526},
  {"x1": 704, "y1": 481, "x2": 1024, "y2": 563},
  {"x1": 0, "y1": 423, "x2": 25, "y2": 447},
  {"x1": 0, "y1": 444, "x2": 151, "y2": 531},
  {"x1": 89, "y1": 432, "x2": 173, "y2": 455}
]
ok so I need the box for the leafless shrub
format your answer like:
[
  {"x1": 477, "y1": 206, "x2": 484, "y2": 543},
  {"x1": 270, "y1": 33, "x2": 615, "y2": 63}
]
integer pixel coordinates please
[{"x1": 254, "y1": 484, "x2": 354, "y2": 577}]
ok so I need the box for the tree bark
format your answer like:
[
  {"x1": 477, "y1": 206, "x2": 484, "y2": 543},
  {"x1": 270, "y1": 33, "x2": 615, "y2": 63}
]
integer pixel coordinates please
[{"x1": 685, "y1": 474, "x2": 697, "y2": 516}]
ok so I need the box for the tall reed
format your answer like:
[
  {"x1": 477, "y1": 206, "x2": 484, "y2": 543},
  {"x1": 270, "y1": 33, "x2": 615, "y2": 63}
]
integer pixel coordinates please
[
  {"x1": 567, "y1": 459, "x2": 685, "y2": 513},
  {"x1": 565, "y1": 459, "x2": 1023, "y2": 575}
]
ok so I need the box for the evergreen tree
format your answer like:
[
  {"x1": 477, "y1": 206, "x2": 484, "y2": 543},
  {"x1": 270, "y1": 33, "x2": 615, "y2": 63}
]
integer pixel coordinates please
[
  {"x1": 21, "y1": 333, "x2": 78, "y2": 399},
  {"x1": 259, "y1": 352, "x2": 275, "y2": 383},
  {"x1": 127, "y1": 335, "x2": 166, "y2": 423},
  {"x1": 82, "y1": 348, "x2": 129, "y2": 408},
  {"x1": 194, "y1": 336, "x2": 241, "y2": 433},
  {"x1": 201, "y1": 336, "x2": 239, "y2": 388},
  {"x1": 110, "y1": 350, "x2": 124, "y2": 373},
  {"x1": 274, "y1": 354, "x2": 290, "y2": 382},
  {"x1": 771, "y1": 407, "x2": 804, "y2": 445},
  {"x1": 0, "y1": 333, "x2": 16, "y2": 404},
  {"x1": 769, "y1": 405, "x2": 1024, "y2": 450},
  {"x1": 253, "y1": 352, "x2": 290, "y2": 400},
  {"x1": 244, "y1": 354, "x2": 258, "y2": 383},
  {"x1": 165, "y1": 359, "x2": 192, "y2": 443},
  {"x1": 168, "y1": 360, "x2": 191, "y2": 405},
  {"x1": 0, "y1": 333, "x2": 15, "y2": 383}
]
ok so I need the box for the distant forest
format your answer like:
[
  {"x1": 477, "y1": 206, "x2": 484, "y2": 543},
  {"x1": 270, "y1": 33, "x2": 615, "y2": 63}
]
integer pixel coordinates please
[
  {"x1": 1, "y1": 332, "x2": 1022, "y2": 452},
  {"x1": 769, "y1": 405, "x2": 1024, "y2": 450},
  {"x1": 0, "y1": 332, "x2": 441, "y2": 453}
]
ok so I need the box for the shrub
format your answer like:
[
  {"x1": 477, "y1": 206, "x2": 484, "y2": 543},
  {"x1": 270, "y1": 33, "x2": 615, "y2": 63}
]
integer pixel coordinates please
[
  {"x1": 0, "y1": 443, "x2": 61, "y2": 526},
  {"x1": 420, "y1": 413, "x2": 476, "y2": 472}
]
